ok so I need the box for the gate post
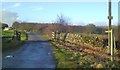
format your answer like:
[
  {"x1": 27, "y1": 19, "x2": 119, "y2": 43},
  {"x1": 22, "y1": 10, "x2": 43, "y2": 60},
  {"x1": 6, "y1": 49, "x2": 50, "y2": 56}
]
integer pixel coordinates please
[{"x1": 105, "y1": 29, "x2": 114, "y2": 61}]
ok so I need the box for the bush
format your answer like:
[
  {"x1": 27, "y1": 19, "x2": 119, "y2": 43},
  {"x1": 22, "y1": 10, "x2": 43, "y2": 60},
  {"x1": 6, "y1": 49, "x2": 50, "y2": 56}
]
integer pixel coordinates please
[{"x1": 2, "y1": 23, "x2": 8, "y2": 29}]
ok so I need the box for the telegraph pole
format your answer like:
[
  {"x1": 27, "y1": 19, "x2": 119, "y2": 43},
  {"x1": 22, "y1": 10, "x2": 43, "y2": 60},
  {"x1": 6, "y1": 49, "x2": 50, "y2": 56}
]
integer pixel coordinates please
[{"x1": 108, "y1": 0, "x2": 113, "y2": 53}]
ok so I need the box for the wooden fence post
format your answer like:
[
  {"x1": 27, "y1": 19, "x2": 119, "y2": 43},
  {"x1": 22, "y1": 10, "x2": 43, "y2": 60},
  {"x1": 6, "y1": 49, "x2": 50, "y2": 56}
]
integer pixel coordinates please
[
  {"x1": 105, "y1": 29, "x2": 114, "y2": 61},
  {"x1": 63, "y1": 33, "x2": 68, "y2": 42},
  {"x1": 54, "y1": 31, "x2": 57, "y2": 40},
  {"x1": 26, "y1": 33, "x2": 28, "y2": 40},
  {"x1": 52, "y1": 32, "x2": 55, "y2": 39},
  {"x1": 114, "y1": 36, "x2": 116, "y2": 52},
  {"x1": 111, "y1": 29, "x2": 113, "y2": 61}
]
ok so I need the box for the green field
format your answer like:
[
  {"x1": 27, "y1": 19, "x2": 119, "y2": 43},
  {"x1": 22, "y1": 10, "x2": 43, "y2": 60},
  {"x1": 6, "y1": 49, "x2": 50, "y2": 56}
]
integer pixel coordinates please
[
  {"x1": 2, "y1": 30, "x2": 14, "y2": 37},
  {"x1": 2, "y1": 30, "x2": 26, "y2": 51}
]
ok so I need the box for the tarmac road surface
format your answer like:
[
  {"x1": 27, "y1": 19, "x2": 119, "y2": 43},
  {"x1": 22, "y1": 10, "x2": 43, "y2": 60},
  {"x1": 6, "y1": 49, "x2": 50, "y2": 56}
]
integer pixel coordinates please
[{"x1": 2, "y1": 33, "x2": 56, "y2": 69}]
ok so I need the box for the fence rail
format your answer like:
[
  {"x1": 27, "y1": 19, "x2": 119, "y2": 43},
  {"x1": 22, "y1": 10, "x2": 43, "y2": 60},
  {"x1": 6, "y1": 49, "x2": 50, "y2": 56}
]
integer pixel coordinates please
[{"x1": 2, "y1": 36, "x2": 14, "y2": 38}]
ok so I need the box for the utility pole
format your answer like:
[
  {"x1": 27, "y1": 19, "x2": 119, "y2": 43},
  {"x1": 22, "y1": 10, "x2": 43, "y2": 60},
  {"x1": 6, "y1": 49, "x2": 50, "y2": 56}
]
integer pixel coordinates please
[{"x1": 108, "y1": 0, "x2": 113, "y2": 53}]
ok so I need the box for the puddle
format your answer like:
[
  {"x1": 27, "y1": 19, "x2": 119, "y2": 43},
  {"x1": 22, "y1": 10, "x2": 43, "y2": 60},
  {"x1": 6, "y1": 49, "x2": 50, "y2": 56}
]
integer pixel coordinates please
[
  {"x1": 5, "y1": 55, "x2": 14, "y2": 59},
  {"x1": 48, "y1": 52, "x2": 51, "y2": 55}
]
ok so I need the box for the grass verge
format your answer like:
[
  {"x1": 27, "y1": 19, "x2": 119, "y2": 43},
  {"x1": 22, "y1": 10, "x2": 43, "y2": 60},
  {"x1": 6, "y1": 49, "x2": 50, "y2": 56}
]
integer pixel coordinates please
[
  {"x1": 2, "y1": 40, "x2": 24, "y2": 52},
  {"x1": 51, "y1": 40, "x2": 120, "y2": 68},
  {"x1": 2, "y1": 30, "x2": 27, "y2": 52}
]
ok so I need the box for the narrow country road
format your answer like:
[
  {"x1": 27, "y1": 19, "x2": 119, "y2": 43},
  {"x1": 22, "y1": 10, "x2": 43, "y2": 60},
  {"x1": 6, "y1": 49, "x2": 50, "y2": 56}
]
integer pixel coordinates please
[{"x1": 2, "y1": 33, "x2": 56, "y2": 69}]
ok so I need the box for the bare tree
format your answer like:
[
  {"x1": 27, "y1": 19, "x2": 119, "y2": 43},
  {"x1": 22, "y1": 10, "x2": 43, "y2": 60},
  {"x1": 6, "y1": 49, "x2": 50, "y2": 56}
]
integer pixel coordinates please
[
  {"x1": 55, "y1": 14, "x2": 71, "y2": 42},
  {"x1": 56, "y1": 14, "x2": 68, "y2": 26}
]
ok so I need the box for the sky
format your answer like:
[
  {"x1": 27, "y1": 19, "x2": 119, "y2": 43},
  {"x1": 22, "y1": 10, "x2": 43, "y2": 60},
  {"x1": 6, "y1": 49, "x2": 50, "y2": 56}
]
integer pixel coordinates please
[{"x1": 0, "y1": 2, "x2": 118, "y2": 26}]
